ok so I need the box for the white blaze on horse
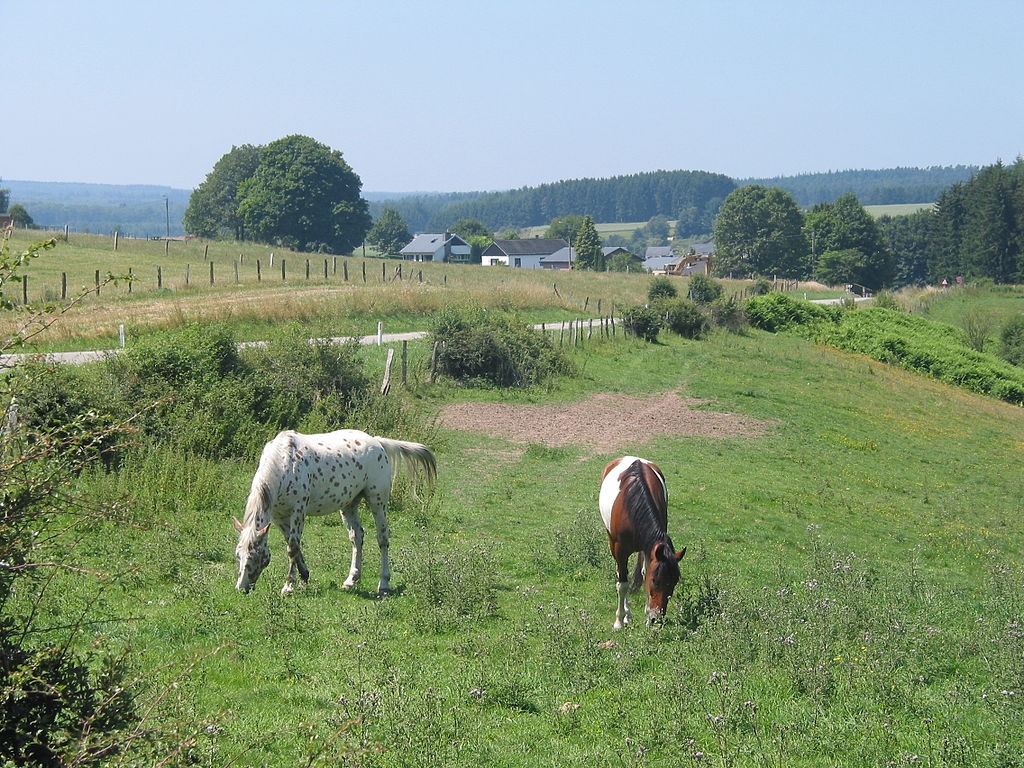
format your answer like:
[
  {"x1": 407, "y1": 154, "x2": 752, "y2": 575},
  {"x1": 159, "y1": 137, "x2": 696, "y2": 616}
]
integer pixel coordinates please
[
  {"x1": 599, "y1": 456, "x2": 686, "y2": 629},
  {"x1": 233, "y1": 429, "x2": 436, "y2": 595}
]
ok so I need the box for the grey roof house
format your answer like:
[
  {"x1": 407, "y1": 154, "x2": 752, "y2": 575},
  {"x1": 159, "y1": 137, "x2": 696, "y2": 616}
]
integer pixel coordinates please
[{"x1": 399, "y1": 233, "x2": 471, "y2": 262}]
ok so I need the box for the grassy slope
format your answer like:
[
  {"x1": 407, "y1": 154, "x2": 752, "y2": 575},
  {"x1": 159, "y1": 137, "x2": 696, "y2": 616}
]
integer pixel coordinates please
[
  {"x1": 8, "y1": 231, "x2": 1023, "y2": 764},
  {"x1": 54, "y1": 323, "x2": 1024, "y2": 766}
]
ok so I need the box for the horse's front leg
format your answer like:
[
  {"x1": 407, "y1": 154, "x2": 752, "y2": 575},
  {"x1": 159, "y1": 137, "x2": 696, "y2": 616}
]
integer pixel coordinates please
[
  {"x1": 341, "y1": 505, "x2": 364, "y2": 590},
  {"x1": 282, "y1": 514, "x2": 309, "y2": 595}
]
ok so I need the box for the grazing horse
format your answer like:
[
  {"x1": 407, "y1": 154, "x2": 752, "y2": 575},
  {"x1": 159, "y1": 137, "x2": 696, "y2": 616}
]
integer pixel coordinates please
[
  {"x1": 233, "y1": 429, "x2": 436, "y2": 595},
  {"x1": 599, "y1": 456, "x2": 685, "y2": 629}
]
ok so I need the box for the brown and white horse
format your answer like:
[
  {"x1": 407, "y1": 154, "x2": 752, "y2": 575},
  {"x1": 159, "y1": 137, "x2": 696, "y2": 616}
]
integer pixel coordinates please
[
  {"x1": 233, "y1": 429, "x2": 436, "y2": 595},
  {"x1": 599, "y1": 456, "x2": 685, "y2": 629}
]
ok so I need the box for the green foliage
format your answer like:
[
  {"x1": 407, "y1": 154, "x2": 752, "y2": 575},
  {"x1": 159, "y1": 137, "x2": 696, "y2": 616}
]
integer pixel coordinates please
[
  {"x1": 366, "y1": 207, "x2": 412, "y2": 255},
  {"x1": 619, "y1": 304, "x2": 663, "y2": 342},
  {"x1": 0, "y1": 640, "x2": 136, "y2": 767},
  {"x1": 646, "y1": 276, "x2": 677, "y2": 302},
  {"x1": 103, "y1": 323, "x2": 371, "y2": 457},
  {"x1": 657, "y1": 296, "x2": 709, "y2": 339},
  {"x1": 687, "y1": 273, "x2": 724, "y2": 304},
  {"x1": 813, "y1": 308, "x2": 1024, "y2": 405},
  {"x1": 930, "y1": 159, "x2": 1024, "y2": 284},
  {"x1": 237, "y1": 135, "x2": 371, "y2": 254},
  {"x1": 571, "y1": 215, "x2": 604, "y2": 271},
  {"x1": 429, "y1": 305, "x2": 574, "y2": 387},
  {"x1": 744, "y1": 292, "x2": 838, "y2": 332},
  {"x1": 713, "y1": 184, "x2": 808, "y2": 279},
  {"x1": 999, "y1": 314, "x2": 1024, "y2": 366},
  {"x1": 182, "y1": 143, "x2": 260, "y2": 240},
  {"x1": 805, "y1": 193, "x2": 894, "y2": 289}
]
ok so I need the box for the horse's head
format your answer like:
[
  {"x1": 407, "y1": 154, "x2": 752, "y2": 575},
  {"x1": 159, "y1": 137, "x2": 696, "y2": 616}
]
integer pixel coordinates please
[
  {"x1": 233, "y1": 517, "x2": 271, "y2": 593},
  {"x1": 644, "y1": 543, "x2": 686, "y2": 624}
]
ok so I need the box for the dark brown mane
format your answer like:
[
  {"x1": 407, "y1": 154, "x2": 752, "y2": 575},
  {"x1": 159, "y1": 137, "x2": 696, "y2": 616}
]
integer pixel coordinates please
[{"x1": 620, "y1": 459, "x2": 675, "y2": 553}]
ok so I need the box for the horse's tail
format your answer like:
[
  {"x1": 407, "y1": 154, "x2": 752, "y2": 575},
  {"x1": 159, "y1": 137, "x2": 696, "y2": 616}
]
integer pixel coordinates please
[{"x1": 374, "y1": 436, "x2": 437, "y2": 497}]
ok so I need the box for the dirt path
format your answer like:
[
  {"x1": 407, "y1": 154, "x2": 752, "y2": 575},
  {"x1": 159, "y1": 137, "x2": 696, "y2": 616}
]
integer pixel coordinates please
[{"x1": 437, "y1": 390, "x2": 773, "y2": 456}]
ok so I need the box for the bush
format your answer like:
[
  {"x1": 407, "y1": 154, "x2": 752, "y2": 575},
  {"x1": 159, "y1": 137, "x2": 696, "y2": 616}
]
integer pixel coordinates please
[
  {"x1": 657, "y1": 297, "x2": 709, "y2": 339},
  {"x1": 745, "y1": 293, "x2": 838, "y2": 332},
  {"x1": 709, "y1": 295, "x2": 747, "y2": 333},
  {"x1": 688, "y1": 273, "x2": 724, "y2": 304},
  {"x1": 647, "y1": 276, "x2": 678, "y2": 302},
  {"x1": 620, "y1": 304, "x2": 663, "y2": 343},
  {"x1": 999, "y1": 314, "x2": 1024, "y2": 366},
  {"x1": 430, "y1": 305, "x2": 573, "y2": 387}
]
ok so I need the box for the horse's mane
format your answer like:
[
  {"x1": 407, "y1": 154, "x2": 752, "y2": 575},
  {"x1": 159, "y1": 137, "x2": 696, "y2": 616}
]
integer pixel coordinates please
[
  {"x1": 239, "y1": 433, "x2": 291, "y2": 540},
  {"x1": 621, "y1": 459, "x2": 674, "y2": 552}
]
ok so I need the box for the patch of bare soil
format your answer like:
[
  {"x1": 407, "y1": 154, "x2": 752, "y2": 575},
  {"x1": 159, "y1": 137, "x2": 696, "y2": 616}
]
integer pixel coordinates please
[{"x1": 437, "y1": 391, "x2": 773, "y2": 456}]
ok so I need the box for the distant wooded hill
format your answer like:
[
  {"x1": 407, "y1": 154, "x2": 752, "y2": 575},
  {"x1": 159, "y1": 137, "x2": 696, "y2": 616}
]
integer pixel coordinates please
[
  {"x1": 5, "y1": 166, "x2": 979, "y2": 240},
  {"x1": 369, "y1": 166, "x2": 979, "y2": 235}
]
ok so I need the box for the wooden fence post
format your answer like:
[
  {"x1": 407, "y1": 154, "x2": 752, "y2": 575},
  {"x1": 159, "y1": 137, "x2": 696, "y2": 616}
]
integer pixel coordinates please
[
  {"x1": 94, "y1": 270, "x2": 100, "y2": 295},
  {"x1": 22, "y1": 276, "x2": 27, "y2": 304},
  {"x1": 257, "y1": 260, "x2": 262, "y2": 282},
  {"x1": 344, "y1": 261, "x2": 349, "y2": 281},
  {"x1": 281, "y1": 259, "x2": 286, "y2": 281},
  {"x1": 157, "y1": 266, "x2": 162, "y2": 289},
  {"x1": 209, "y1": 262, "x2": 215, "y2": 285},
  {"x1": 61, "y1": 272, "x2": 67, "y2": 300},
  {"x1": 380, "y1": 348, "x2": 395, "y2": 395},
  {"x1": 401, "y1": 340, "x2": 408, "y2": 386}
]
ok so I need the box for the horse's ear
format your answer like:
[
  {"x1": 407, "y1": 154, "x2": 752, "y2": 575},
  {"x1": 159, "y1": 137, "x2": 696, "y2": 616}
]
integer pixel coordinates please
[
  {"x1": 676, "y1": 547, "x2": 687, "y2": 561},
  {"x1": 257, "y1": 524, "x2": 271, "y2": 537},
  {"x1": 232, "y1": 517, "x2": 244, "y2": 532}
]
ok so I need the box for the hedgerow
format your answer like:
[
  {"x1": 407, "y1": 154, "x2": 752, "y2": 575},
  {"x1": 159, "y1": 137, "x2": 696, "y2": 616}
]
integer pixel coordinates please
[{"x1": 744, "y1": 293, "x2": 1024, "y2": 406}]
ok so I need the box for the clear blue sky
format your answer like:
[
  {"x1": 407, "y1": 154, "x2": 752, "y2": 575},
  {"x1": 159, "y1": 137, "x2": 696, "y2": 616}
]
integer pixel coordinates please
[{"x1": 6, "y1": 0, "x2": 1022, "y2": 194}]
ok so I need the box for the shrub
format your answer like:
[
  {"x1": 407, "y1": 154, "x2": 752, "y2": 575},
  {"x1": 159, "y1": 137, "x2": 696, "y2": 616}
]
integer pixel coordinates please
[
  {"x1": 999, "y1": 314, "x2": 1024, "y2": 366},
  {"x1": 619, "y1": 304, "x2": 663, "y2": 342},
  {"x1": 745, "y1": 293, "x2": 837, "y2": 332},
  {"x1": 429, "y1": 305, "x2": 573, "y2": 387},
  {"x1": 709, "y1": 295, "x2": 747, "y2": 333},
  {"x1": 657, "y1": 297, "x2": 709, "y2": 339},
  {"x1": 647, "y1": 276, "x2": 678, "y2": 302},
  {"x1": 688, "y1": 273, "x2": 724, "y2": 304}
]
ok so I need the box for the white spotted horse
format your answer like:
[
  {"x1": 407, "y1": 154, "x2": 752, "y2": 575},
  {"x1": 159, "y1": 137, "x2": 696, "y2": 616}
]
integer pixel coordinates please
[
  {"x1": 599, "y1": 456, "x2": 686, "y2": 629},
  {"x1": 233, "y1": 429, "x2": 436, "y2": 595}
]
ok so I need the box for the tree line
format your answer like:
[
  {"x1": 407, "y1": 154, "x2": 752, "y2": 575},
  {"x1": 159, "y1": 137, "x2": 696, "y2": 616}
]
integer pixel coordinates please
[
  {"x1": 369, "y1": 166, "x2": 977, "y2": 236},
  {"x1": 712, "y1": 158, "x2": 1024, "y2": 289}
]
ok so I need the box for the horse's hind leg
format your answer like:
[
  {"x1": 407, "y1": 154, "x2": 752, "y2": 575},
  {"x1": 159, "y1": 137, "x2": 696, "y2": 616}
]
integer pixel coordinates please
[
  {"x1": 341, "y1": 504, "x2": 364, "y2": 589},
  {"x1": 367, "y1": 496, "x2": 392, "y2": 594},
  {"x1": 611, "y1": 545, "x2": 632, "y2": 630}
]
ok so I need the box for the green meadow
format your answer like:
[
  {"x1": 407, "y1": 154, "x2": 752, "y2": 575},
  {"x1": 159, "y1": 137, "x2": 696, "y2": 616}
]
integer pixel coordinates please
[{"x1": 3, "y1": 229, "x2": 1023, "y2": 766}]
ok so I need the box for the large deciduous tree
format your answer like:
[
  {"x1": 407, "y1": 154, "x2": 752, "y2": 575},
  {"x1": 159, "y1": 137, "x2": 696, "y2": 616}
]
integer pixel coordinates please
[
  {"x1": 712, "y1": 185, "x2": 808, "y2": 279},
  {"x1": 183, "y1": 144, "x2": 260, "y2": 240},
  {"x1": 804, "y1": 193, "x2": 893, "y2": 290},
  {"x1": 237, "y1": 135, "x2": 371, "y2": 254},
  {"x1": 366, "y1": 207, "x2": 412, "y2": 255}
]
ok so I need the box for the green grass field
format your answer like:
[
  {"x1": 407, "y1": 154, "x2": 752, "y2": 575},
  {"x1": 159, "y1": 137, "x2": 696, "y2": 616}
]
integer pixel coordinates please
[{"x1": 5, "y1": 231, "x2": 1024, "y2": 766}]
